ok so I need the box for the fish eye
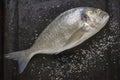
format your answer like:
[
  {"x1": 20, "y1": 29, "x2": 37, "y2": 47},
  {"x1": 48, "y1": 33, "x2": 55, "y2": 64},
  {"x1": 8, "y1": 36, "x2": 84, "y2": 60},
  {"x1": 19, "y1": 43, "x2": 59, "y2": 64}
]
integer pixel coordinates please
[{"x1": 95, "y1": 9, "x2": 101, "y2": 13}]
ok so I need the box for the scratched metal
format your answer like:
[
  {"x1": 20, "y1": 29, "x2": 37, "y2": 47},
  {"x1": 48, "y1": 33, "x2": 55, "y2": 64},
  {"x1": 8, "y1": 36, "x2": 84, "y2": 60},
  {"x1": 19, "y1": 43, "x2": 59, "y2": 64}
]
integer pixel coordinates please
[{"x1": 4, "y1": 0, "x2": 120, "y2": 80}]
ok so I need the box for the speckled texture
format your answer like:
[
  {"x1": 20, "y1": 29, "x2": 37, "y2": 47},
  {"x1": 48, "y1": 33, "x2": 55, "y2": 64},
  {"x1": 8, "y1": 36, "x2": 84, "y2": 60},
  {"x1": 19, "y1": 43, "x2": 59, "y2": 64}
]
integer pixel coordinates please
[
  {"x1": 4, "y1": 0, "x2": 120, "y2": 80},
  {"x1": 0, "y1": 1, "x2": 4, "y2": 80}
]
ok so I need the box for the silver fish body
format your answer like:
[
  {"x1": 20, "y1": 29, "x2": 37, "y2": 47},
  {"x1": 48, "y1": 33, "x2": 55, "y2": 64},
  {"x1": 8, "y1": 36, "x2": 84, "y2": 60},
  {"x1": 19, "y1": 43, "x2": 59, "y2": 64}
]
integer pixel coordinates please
[{"x1": 5, "y1": 7, "x2": 109, "y2": 73}]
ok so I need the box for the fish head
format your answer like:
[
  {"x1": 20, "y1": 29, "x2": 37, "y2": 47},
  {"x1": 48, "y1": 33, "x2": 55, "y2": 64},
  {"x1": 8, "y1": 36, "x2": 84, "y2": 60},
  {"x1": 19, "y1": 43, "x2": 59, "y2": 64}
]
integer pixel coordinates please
[{"x1": 81, "y1": 7, "x2": 109, "y2": 30}]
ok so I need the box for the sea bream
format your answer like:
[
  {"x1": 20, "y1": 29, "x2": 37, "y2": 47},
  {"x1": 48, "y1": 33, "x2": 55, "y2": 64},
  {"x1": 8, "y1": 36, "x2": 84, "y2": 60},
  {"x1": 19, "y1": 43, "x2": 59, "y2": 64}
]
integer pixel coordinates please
[{"x1": 5, "y1": 7, "x2": 109, "y2": 73}]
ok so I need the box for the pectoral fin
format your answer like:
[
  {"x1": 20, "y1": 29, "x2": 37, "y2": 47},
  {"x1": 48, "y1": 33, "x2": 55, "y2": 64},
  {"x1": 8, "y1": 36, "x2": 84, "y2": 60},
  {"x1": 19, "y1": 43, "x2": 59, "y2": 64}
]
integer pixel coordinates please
[{"x1": 64, "y1": 29, "x2": 85, "y2": 47}]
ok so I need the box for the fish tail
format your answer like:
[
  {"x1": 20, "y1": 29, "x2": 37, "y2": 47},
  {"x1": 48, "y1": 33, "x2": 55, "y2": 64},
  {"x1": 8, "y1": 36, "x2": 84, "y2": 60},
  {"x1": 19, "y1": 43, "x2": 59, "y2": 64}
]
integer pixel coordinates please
[{"x1": 5, "y1": 49, "x2": 32, "y2": 73}]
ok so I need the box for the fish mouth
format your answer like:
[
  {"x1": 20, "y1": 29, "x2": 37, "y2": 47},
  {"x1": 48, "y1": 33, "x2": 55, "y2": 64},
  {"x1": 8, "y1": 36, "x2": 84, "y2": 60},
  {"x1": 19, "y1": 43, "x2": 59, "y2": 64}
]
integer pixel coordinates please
[
  {"x1": 99, "y1": 11, "x2": 109, "y2": 29},
  {"x1": 99, "y1": 11, "x2": 109, "y2": 19}
]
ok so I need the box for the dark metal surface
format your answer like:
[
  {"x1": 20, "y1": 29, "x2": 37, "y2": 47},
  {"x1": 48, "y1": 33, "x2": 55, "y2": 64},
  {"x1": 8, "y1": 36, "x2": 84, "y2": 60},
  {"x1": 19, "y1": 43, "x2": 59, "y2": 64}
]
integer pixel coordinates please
[
  {"x1": 4, "y1": 0, "x2": 120, "y2": 80},
  {"x1": 0, "y1": 0, "x2": 4, "y2": 80}
]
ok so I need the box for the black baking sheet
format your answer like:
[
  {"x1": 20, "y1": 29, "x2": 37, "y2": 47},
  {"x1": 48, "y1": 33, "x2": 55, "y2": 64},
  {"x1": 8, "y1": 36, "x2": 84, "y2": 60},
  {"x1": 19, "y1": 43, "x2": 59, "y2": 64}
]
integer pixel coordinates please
[{"x1": 3, "y1": 0, "x2": 120, "y2": 80}]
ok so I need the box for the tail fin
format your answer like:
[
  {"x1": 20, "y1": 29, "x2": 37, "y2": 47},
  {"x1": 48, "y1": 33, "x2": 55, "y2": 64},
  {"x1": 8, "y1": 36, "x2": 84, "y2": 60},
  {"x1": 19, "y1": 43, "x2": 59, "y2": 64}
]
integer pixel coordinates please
[{"x1": 5, "y1": 50, "x2": 32, "y2": 73}]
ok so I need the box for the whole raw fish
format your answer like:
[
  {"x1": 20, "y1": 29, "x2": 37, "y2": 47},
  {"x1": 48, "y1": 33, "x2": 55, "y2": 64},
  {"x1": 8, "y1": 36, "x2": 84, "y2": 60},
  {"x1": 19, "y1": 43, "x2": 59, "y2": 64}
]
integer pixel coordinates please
[{"x1": 5, "y1": 7, "x2": 109, "y2": 73}]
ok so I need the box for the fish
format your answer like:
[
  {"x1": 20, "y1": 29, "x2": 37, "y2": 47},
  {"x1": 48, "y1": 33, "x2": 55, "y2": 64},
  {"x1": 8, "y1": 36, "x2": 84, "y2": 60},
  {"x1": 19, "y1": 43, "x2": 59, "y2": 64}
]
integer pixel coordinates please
[{"x1": 5, "y1": 7, "x2": 109, "y2": 73}]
